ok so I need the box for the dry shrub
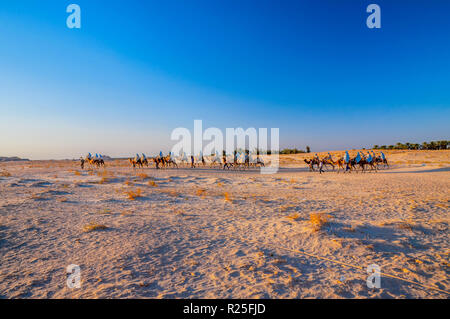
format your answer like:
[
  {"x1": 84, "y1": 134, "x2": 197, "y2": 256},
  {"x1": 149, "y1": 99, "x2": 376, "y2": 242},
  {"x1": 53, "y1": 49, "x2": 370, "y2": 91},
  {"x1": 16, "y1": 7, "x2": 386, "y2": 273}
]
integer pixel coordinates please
[
  {"x1": 166, "y1": 190, "x2": 179, "y2": 197},
  {"x1": 121, "y1": 210, "x2": 133, "y2": 216},
  {"x1": 174, "y1": 209, "x2": 185, "y2": 216},
  {"x1": 83, "y1": 223, "x2": 108, "y2": 232},
  {"x1": 148, "y1": 180, "x2": 157, "y2": 187},
  {"x1": 0, "y1": 170, "x2": 12, "y2": 177},
  {"x1": 98, "y1": 177, "x2": 109, "y2": 184},
  {"x1": 125, "y1": 188, "x2": 142, "y2": 200},
  {"x1": 31, "y1": 193, "x2": 47, "y2": 200},
  {"x1": 309, "y1": 213, "x2": 331, "y2": 232},
  {"x1": 223, "y1": 192, "x2": 232, "y2": 202},
  {"x1": 137, "y1": 173, "x2": 149, "y2": 180},
  {"x1": 196, "y1": 188, "x2": 206, "y2": 197},
  {"x1": 74, "y1": 170, "x2": 81, "y2": 176},
  {"x1": 397, "y1": 221, "x2": 414, "y2": 230},
  {"x1": 286, "y1": 213, "x2": 300, "y2": 221}
]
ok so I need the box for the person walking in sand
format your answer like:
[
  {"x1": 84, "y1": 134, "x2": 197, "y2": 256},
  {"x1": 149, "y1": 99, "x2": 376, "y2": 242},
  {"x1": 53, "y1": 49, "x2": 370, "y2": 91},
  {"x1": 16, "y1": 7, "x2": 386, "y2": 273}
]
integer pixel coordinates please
[
  {"x1": 319, "y1": 159, "x2": 325, "y2": 174},
  {"x1": 344, "y1": 151, "x2": 350, "y2": 172},
  {"x1": 80, "y1": 157, "x2": 85, "y2": 170},
  {"x1": 191, "y1": 155, "x2": 195, "y2": 168},
  {"x1": 222, "y1": 154, "x2": 229, "y2": 169}
]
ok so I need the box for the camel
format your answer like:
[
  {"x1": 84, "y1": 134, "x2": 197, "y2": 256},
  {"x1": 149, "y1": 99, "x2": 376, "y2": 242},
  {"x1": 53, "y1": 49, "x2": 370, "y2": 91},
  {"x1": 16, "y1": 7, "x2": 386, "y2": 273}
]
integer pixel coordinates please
[
  {"x1": 321, "y1": 158, "x2": 335, "y2": 171},
  {"x1": 373, "y1": 156, "x2": 389, "y2": 168},
  {"x1": 85, "y1": 157, "x2": 105, "y2": 169},
  {"x1": 331, "y1": 157, "x2": 345, "y2": 173},
  {"x1": 151, "y1": 157, "x2": 165, "y2": 169},
  {"x1": 304, "y1": 158, "x2": 319, "y2": 171},
  {"x1": 129, "y1": 158, "x2": 143, "y2": 169},
  {"x1": 165, "y1": 155, "x2": 178, "y2": 168}
]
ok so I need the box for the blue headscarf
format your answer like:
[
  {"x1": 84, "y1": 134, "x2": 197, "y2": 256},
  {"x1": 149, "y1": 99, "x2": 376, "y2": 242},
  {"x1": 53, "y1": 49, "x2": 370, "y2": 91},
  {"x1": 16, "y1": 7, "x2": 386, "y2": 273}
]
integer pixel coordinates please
[
  {"x1": 381, "y1": 152, "x2": 385, "y2": 160},
  {"x1": 355, "y1": 152, "x2": 361, "y2": 163},
  {"x1": 344, "y1": 151, "x2": 350, "y2": 163}
]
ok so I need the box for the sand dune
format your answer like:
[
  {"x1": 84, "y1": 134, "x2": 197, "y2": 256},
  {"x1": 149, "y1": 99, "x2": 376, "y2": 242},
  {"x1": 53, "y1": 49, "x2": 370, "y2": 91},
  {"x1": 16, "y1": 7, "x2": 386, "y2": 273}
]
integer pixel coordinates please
[{"x1": 0, "y1": 150, "x2": 448, "y2": 298}]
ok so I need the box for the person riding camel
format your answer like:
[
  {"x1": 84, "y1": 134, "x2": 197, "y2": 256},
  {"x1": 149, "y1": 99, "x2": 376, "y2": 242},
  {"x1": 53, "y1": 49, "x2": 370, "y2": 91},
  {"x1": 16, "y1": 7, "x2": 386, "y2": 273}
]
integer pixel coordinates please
[
  {"x1": 355, "y1": 152, "x2": 362, "y2": 163},
  {"x1": 327, "y1": 152, "x2": 333, "y2": 161}
]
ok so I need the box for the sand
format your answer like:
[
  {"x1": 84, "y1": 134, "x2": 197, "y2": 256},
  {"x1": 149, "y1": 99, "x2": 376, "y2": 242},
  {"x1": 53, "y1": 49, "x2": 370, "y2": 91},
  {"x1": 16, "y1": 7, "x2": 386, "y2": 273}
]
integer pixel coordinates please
[{"x1": 0, "y1": 150, "x2": 449, "y2": 298}]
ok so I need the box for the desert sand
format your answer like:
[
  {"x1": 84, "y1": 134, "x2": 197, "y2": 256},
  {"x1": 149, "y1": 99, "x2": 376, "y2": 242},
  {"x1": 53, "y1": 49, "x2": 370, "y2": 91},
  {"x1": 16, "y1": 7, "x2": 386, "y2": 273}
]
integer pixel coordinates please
[{"x1": 0, "y1": 150, "x2": 449, "y2": 298}]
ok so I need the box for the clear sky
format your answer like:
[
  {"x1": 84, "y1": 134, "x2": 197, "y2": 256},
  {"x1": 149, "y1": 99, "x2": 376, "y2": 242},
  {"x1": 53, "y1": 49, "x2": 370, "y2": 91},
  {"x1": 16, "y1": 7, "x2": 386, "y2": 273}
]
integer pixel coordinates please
[{"x1": 0, "y1": 0, "x2": 449, "y2": 159}]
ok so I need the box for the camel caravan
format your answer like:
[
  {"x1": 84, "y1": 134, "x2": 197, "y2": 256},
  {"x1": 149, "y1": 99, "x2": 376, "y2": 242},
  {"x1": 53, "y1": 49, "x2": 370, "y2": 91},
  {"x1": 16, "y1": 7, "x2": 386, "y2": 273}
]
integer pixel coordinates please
[
  {"x1": 80, "y1": 153, "x2": 105, "y2": 169},
  {"x1": 78, "y1": 149, "x2": 387, "y2": 173},
  {"x1": 128, "y1": 151, "x2": 266, "y2": 170},
  {"x1": 304, "y1": 150, "x2": 389, "y2": 173},
  {"x1": 129, "y1": 152, "x2": 178, "y2": 169}
]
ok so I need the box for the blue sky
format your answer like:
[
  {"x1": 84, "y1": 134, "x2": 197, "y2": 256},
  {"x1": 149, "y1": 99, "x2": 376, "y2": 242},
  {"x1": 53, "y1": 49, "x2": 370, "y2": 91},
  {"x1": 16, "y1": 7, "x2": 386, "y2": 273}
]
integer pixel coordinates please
[{"x1": 0, "y1": 0, "x2": 449, "y2": 159}]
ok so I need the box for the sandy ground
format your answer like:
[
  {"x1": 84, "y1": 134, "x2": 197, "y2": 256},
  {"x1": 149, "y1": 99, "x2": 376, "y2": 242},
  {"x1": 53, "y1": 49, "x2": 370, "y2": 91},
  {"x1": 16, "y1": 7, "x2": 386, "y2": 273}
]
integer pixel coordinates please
[{"x1": 0, "y1": 150, "x2": 449, "y2": 299}]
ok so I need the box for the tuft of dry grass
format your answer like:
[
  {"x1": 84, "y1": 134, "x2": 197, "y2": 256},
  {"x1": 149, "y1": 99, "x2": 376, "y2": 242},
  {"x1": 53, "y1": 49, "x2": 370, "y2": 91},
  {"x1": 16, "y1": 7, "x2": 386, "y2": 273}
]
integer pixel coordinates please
[
  {"x1": 196, "y1": 188, "x2": 206, "y2": 197},
  {"x1": 223, "y1": 192, "x2": 232, "y2": 202},
  {"x1": 174, "y1": 209, "x2": 185, "y2": 216},
  {"x1": 83, "y1": 223, "x2": 108, "y2": 232},
  {"x1": 137, "y1": 173, "x2": 149, "y2": 180},
  {"x1": 98, "y1": 177, "x2": 109, "y2": 184},
  {"x1": 0, "y1": 170, "x2": 12, "y2": 177},
  {"x1": 309, "y1": 213, "x2": 332, "y2": 232},
  {"x1": 31, "y1": 193, "x2": 47, "y2": 201},
  {"x1": 121, "y1": 210, "x2": 133, "y2": 216},
  {"x1": 286, "y1": 213, "x2": 301, "y2": 221},
  {"x1": 148, "y1": 180, "x2": 157, "y2": 187},
  {"x1": 73, "y1": 170, "x2": 81, "y2": 176},
  {"x1": 125, "y1": 188, "x2": 142, "y2": 200}
]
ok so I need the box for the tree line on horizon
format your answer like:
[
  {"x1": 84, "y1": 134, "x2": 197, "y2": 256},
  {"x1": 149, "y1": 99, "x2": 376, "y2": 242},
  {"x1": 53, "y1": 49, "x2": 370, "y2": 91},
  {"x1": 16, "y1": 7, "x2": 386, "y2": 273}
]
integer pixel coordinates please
[{"x1": 373, "y1": 140, "x2": 449, "y2": 150}]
